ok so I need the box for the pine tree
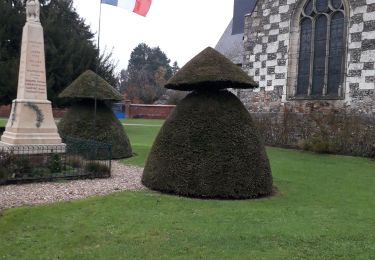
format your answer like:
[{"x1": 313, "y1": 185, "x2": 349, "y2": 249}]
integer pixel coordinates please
[
  {"x1": 0, "y1": 0, "x2": 117, "y2": 106},
  {"x1": 124, "y1": 43, "x2": 173, "y2": 103},
  {"x1": 171, "y1": 61, "x2": 180, "y2": 75}
]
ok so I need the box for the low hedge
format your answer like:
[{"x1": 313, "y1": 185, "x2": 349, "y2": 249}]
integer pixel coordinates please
[{"x1": 252, "y1": 111, "x2": 375, "y2": 158}]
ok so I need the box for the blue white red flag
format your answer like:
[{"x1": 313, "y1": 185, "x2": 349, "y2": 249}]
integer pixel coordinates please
[{"x1": 101, "y1": 0, "x2": 152, "y2": 17}]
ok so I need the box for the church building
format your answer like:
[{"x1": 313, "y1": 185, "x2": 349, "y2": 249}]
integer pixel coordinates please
[{"x1": 217, "y1": 0, "x2": 375, "y2": 115}]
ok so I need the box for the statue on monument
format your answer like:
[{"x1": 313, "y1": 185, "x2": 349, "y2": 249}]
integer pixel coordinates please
[{"x1": 26, "y1": 0, "x2": 40, "y2": 23}]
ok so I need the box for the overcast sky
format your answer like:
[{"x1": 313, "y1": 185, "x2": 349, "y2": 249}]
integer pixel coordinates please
[{"x1": 72, "y1": 0, "x2": 234, "y2": 71}]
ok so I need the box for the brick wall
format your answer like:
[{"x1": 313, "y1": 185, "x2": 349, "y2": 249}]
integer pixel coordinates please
[
  {"x1": 0, "y1": 105, "x2": 67, "y2": 118},
  {"x1": 1, "y1": 103, "x2": 174, "y2": 120},
  {"x1": 0, "y1": 105, "x2": 11, "y2": 118},
  {"x1": 126, "y1": 104, "x2": 175, "y2": 119}
]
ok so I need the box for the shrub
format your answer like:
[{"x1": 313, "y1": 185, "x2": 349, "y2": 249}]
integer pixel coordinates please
[
  {"x1": 0, "y1": 150, "x2": 12, "y2": 168},
  {"x1": 31, "y1": 167, "x2": 51, "y2": 178},
  {"x1": 252, "y1": 111, "x2": 375, "y2": 158},
  {"x1": 302, "y1": 136, "x2": 330, "y2": 154},
  {"x1": 142, "y1": 90, "x2": 273, "y2": 199},
  {"x1": 48, "y1": 154, "x2": 63, "y2": 173},
  {"x1": 13, "y1": 156, "x2": 32, "y2": 178},
  {"x1": 58, "y1": 101, "x2": 132, "y2": 159},
  {"x1": 67, "y1": 157, "x2": 82, "y2": 168},
  {"x1": 0, "y1": 166, "x2": 11, "y2": 184},
  {"x1": 84, "y1": 162, "x2": 110, "y2": 178}
]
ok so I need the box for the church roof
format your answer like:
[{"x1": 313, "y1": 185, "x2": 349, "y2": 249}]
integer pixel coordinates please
[
  {"x1": 215, "y1": 19, "x2": 244, "y2": 65},
  {"x1": 232, "y1": 0, "x2": 258, "y2": 35},
  {"x1": 215, "y1": 0, "x2": 258, "y2": 65}
]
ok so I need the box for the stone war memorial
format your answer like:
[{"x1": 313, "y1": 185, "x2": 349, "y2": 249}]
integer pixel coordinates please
[
  {"x1": 0, "y1": 1, "x2": 113, "y2": 184},
  {"x1": 0, "y1": 0, "x2": 64, "y2": 150},
  {"x1": 142, "y1": 47, "x2": 273, "y2": 199}
]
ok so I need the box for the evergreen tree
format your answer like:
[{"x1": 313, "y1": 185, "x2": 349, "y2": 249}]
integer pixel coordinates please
[
  {"x1": 124, "y1": 43, "x2": 173, "y2": 104},
  {"x1": 0, "y1": 0, "x2": 117, "y2": 106},
  {"x1": 0, "y1": 0, "x2": 25, "y2": 105},
  {"x1": 171, "y1": 61, "x2": 180, "y2": 75}
]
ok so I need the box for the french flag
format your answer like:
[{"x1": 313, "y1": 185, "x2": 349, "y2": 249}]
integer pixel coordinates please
[{"x1": 101, "y1": 0, "x2": 152, "y2": 17}]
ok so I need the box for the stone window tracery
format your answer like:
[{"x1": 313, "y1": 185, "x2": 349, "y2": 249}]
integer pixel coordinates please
[{"x1": 295, "y1": 0, "x2": 346, "y2": 98}]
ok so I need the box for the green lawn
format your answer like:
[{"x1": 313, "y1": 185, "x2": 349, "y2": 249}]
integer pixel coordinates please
[
  {"x1": 0, "y1": 118, "x2": 7, "y2": 127},
  {"x1": 121, "y1": 118, "x2": 163, "y2": 166},
  {"x1": 0, "y1": 119, "x2": 374, "y2": 259},
  {"x1": 120, "y1": 118, "x2": 165, "y2": 126}
]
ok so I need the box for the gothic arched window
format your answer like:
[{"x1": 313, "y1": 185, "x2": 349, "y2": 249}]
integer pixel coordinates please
[{"x1": 296, "y1": 0, "x2": 346, "y2": 98}]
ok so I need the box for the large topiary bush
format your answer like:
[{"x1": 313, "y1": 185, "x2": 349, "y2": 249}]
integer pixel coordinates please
[
  {"x1": 142, "y1": 47, "x2": 273, "y2": 199},
  {"x1": 58, "y1": 70, "x2": 132, "y2": 159}
]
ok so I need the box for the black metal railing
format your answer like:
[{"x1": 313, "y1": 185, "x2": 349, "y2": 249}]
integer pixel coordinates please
[{"x1": 0, "y1": 136, "x2": 112, "y2": 185}]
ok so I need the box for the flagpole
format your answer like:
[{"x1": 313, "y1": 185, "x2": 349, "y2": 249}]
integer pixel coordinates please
[{"x1": 93, "y1": 0, "x2": 103, "y2": 140}]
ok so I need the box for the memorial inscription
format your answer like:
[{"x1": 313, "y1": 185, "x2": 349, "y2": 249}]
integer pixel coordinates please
[{"x1": 25, "y1": 41, "x2": 46, "y2": 95}]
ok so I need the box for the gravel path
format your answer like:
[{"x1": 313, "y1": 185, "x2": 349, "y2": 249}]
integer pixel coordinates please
[{"x1": 0, "y1": 161, "x2": 147, "y2": 210}]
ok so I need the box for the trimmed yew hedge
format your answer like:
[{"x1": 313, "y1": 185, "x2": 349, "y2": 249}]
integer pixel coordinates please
[
  {"x1": 58, "y1": 101, "x2": 132, "y2": 159},
  {"x1": 142, "y1": 90, "x2": 273, "y2": 199}
]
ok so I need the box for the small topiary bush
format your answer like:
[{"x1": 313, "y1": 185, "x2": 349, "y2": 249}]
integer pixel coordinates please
[
  {"x1": 58, "y1": 101, "x2": 132, "y2": 159},
  {"x1": 142, "y1": 90, "x2": 273, "y2": 199},
  {"x1": 67, "y1": 157, "x2": 82, "y2": 168},
  {"x1": 84, "y1": 162, "x2": 110, "y2": 178},
  {"x1": 0, "y1": 166, "x2": 11, "y2": 184},
  {"x1": 48, "y1": 154, "x2": 63, "y2": 173},
  {"x1": 31, "y1": 167, "x2": 51, "y2": 178},
  {"x1": 302, "y1": 136, "x2": 330, "y2": 154},
  {"x1": 13, "y1": 157, "x2": 32, "y2": 178}
]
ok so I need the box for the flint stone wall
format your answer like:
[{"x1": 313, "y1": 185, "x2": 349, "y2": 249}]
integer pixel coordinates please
[{"x1": 241, "y1": 0, "x2": 375, "y2": 115}]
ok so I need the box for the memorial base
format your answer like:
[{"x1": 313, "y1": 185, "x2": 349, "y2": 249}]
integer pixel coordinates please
[
  {"x1": 0, "y1": 142, "x2": 66, "y2": 154},
  {"x1": 1, "y1": 99, "x2": 63, "y2": 145}
]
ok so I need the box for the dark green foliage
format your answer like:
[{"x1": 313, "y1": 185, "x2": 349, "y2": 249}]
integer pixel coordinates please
[
  {"x1": 0, "y1": 0, "x2": 117, "y2": 106},
  {"x1": 59, "y1": 70, "x2": 123, "y2": 101},
  {"x1": 31, "y1": 167, "x2": 51, "y2": 178},
  {"x1": 302, "y1": 136, "x2": 330, "y2": 154},
  {"x1": 142, "y1": 90, "x2": 273, "y2": 199},
  {"x1": 122, "y1": 43, "x2": 175, "y2": 103},
  {"x1": 165, "y1": 47, "x2": 258, "y2": 91},
  {"x1": 127, "y1": 43, "x2": 173, "y2": 84},
  {"x1": 0, "y1": 151, "x2": 12, "y2": 167},
  {"x1": 84, "y1": 162, "x2": 110, "y2": 178},
  {"x1": 58, "y1": 101, "x2": 132, "y2": 159},
  {"x1": 0, "y1": 150, "x2": 12, "y2": 183},
  {"x1": 14, "y1": 157, "x2": 32, "y2": 177},
  {"x1": 252, "y1": 111, "x2": 375, "y2": 158},
  {"x1": 67, "y1": 157, "x2": 82, "y2": 168},
  {"x1": 48, "y1": 154, "x2": 62, "y2": 173},
  {"x1": 0, "y1": 167, "x2": 10, "y2": 184},
  {"x1": 0, "y1": 0, "x2": 24, "y2": 105},
  {"x1": 171, "y1": 61, "x2": 180, "y2": 75}
]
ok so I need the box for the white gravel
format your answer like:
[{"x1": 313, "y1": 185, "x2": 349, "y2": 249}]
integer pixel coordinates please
[{"x1": 0, "y1": 161, "x2": 147, "y2": 210}]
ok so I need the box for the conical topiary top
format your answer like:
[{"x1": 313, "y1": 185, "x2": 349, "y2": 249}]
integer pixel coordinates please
[
  {"x1": 165, "y1": 47, "x2": 258, "y2": 91},
  {"x1": 59, "y1": 70, "x2": 123, "y2": 101}
]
